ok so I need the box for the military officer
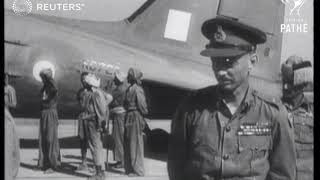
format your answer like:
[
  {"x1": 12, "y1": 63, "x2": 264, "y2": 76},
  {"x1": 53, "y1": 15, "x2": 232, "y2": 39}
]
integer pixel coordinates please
[
  {"x1": 167, "y1": 17, "x2": 296, "y2": 180},
  {"x1": 281, "y1": 55, "x2": 313, "y2": 180}
]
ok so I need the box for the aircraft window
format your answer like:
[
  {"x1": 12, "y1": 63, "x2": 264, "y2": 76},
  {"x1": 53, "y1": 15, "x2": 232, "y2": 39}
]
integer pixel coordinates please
[{"x1": 164, "y1": 9, "x2": 191, "y2": 42}]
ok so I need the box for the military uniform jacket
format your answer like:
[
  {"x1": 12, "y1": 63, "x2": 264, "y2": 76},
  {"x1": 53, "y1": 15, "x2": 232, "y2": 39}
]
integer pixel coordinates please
[
  {"x1": 284, "y1": 96, "x2": 313, "y2": 180},
  {"x1": 168, "y1": 86, "x2": 296, "y2": 180}
]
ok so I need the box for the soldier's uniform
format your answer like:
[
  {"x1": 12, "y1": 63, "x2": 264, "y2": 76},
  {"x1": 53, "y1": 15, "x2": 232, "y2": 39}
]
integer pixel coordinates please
[
  {"x1": 5, "y1": 72, "x2": 20, "y2": 179},
  {"x1": 284, "y1": 97, "x2": 313, "y2": 180},
  {"x1": 76, "y1": 87, "x2": 90, "y2": 169},
  {"x1": 80, "y1": 73, "x2": 111, "y2": 180},
  {"x1": 168, "y1": 17, "x2": 296, "y2": 180},
  {"x1": 110, "y1": 72, "x2": 129, "y2": 167},
  {"x1": 281, "y1": 57, "x2": 313, "y2": 180}
]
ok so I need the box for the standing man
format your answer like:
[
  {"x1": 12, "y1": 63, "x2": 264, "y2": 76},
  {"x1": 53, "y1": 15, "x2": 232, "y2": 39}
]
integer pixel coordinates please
[
  {"x1": 123, "y1": 68, "x2": 148, "y2": 177},
  {"x1": 38, "y1": 68, "x2": 61, "y2": 174},
  {"x1": 109, "y1": 71, "x2": 128, "y2": 168},
  {"x1": 80, "y1": 73, "x2": 111, "y2": 180},
  {"x1": 5, "y1": 72, "x2": 17, "y2": 111},
  {"x1": 168, "y1": 17, "x2": 296, "y2": 180},
  {"x1": 76, "y1": 72, "x2": 90, "y2": 171},
  {"x1": 5, "y1": 72, "x2": 20, "y2": 180},
  {"x1": 281, "y1": 55, "x2": 313, "y2": 180}
]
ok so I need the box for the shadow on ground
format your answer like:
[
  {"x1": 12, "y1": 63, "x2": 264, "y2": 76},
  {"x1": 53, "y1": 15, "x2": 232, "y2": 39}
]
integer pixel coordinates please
[
  {"x1": 20, "y1": 162, "x2": 90, "y2": 178},
  {"x1": 21, "y1": 136, "x2": 81, "y2": 149},
  {"x1": 62, "y1": 154, "x2": 124, "y2": 174},
  {"x1": 21, "y1": 157, "x2": 124, "y2": 176},
  {"x1": 20, "y1": 128, "x2": 169, "y2": 162},
  {"x1": 20, "y1": 136, "x2": 115, "y2": 149}
]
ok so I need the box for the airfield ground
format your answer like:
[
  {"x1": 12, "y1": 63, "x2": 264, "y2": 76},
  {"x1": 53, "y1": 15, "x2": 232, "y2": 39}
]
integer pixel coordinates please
[{"x1": 14, "y1": 118, "x2": 171, "y2": 180}]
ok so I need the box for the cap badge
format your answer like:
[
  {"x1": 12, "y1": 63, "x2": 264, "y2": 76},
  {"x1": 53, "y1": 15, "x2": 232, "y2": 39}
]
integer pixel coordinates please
[{"x1": 214, "y1": 25, "x2": 226, "y2": 42}]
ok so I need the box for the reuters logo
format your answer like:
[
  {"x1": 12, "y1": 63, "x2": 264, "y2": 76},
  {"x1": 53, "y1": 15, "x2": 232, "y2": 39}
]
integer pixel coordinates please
[{"x1": 12, "y1": 0, "x2": 32, "y2": 16}]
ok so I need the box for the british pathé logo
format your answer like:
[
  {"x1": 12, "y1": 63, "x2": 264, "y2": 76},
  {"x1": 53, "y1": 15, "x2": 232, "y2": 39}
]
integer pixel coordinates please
[
  {"x1": 280, "y1": 0, "x2": 307, "y2": 16},
  {"x1": 280, "y1": 0, "x2": 309, "y2": 33},
  {"x1": 12, "y1": 0, "x2": 32, "y2": 16}
]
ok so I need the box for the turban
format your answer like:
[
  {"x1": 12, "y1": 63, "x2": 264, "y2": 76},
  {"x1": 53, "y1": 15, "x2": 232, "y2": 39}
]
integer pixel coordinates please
[
  {"x1": 127, "y1": 68, "x2": 143, "y2": 85},
  {"x1": 281, "y1": 55, "x2": 313, "y2": 87},
  {"x1": 84, "y1": 73, "x2": 101, "y2": 87},
  {"x1": 114, "y1": 70, "x2": 126, "y2": 82},
  {"x1": 39, "y1": 68, "x2": 53, "y2": 79}
]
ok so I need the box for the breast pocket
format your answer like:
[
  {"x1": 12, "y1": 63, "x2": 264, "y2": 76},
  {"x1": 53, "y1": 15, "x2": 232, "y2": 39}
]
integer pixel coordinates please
[
  {"x1": 188, "y1": 127, "x2": 220, "y2": 174},
  {"x1": 190, "y1": 142, "x2": 219, "y2": 174},
  {"x1": 293, "y1": 113, "x2": 313, "y2": 159},
  {"x1": 238, "y1": 135, "x2": 271, "y2": 175},
  {"x1": 293, "y1": 113, "x2": 313, "y2": 144}
]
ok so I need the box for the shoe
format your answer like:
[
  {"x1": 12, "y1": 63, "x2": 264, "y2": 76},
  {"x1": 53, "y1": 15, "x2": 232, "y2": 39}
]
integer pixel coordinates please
[
  {"x1": 76, "y1": 163, "x2": 88, "y2": 171},
  {"x1": 88, "y1": 165, "x2": 105, "y2": 180},
  {"x1": 98, "y1": 172, "x2": 106, "y2": 180},
  {"x1": 114, "y1": 164, "x2": 123, "y2": 169},
  {"x1": 110, "y1": 161, "x2": 123, "y2": 169},
  {"x1": 44, "y1": 168, "x2": 55, "y2": 174},
  {"x1": 88, "y1": 174, "x2": 100, "y2": 180},
  {"x1": 88, "y1": 172, "x2": 105, "y2": 180},
  {"x1": 89, "y1": 168, "x2": 96, "y2": 173}
]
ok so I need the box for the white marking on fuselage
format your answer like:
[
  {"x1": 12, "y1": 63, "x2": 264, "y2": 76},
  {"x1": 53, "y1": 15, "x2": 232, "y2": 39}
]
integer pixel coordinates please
[
  {"x1": 164, "y1": 9, "x2": 192, "y2": 42},
  {"x1": 80, "y1": 59, "x2": 121, "y2": 76}
]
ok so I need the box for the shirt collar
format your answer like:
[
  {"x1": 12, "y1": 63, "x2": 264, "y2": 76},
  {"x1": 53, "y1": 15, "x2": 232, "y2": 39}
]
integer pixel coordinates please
[{"x1": 216, "y1": 86, "x2": 255, "y2": 114}]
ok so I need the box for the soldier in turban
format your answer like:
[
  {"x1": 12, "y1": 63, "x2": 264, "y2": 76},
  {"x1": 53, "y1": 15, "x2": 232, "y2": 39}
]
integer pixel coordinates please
[
  {"x1": 123, "y1": 68, "x2": 148, "y2": 177},
  {"x1": 109, "y1": 71, "x2": 128, "y2": 168},
  {"x1": 281, "y1": 55, "x2": 313, "y2": 180},
  {"x1": 37, "y1": 68, "x2": 61, "y2": 174}
]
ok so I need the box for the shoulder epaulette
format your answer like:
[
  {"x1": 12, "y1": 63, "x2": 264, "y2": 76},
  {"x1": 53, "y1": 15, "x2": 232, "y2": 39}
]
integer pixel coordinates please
[{"x1": 253, "y1": 90, "x2": 281, "y2": 110}]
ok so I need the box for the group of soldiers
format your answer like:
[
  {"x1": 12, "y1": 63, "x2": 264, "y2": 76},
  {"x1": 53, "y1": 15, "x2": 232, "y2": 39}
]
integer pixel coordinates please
[
  {"x1": 75, "y1": 68, "x2": 148, "y2": 179},
  {"x1": 41, "y1": 67, "x2": 149, "y2": 179},
  {"x1": 5, "y1": 16, "x2": 313, "y2": 180},
  {"x1": 5, "y1": 67, "x2": 149, "y2": 180}
]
